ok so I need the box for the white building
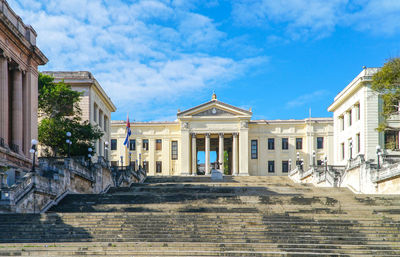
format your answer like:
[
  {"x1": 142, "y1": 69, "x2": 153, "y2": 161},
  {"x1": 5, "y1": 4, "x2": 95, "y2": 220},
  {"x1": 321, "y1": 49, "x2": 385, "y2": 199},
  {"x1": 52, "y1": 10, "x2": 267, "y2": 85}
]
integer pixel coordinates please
[{"x1": 111, "y1": 93, "x2": 333, "y2": 176}]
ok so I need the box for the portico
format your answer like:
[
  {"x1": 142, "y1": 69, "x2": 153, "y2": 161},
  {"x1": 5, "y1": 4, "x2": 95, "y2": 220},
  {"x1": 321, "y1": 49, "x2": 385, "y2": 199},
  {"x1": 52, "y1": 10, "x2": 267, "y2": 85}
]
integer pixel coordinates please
[{"x1": 178, "y1": 93, "x2": 251, "y2": 176}]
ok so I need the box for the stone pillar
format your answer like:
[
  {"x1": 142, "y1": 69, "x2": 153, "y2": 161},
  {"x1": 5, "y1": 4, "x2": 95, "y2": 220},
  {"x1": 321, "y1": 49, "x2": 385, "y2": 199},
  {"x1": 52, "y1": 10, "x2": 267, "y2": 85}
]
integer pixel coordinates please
[
  {"x1": 218, "y1": 133, "x2": 224, "y2": 172},
  {"x1": 205, "y1": 133, "x2": 210, "y2": 175},
  {"x1": 12, "y1": 68, "x2": 23, "y2": 154},
  {"x1": 232, "y1": 133, "x2": 238, "y2": 175},
  {"x1": 149, "y1": 138, "x2": 155, "y2": 175},
  {"x1": 191, "y1": 133, "x2": 197, "y2": 175},
  {"x1": 0, "y1": 56, "x2": 8, "y2": 146},
  {"x1": 26, "y1": 68, "x2": 38, "y2": 158},
  {"x1": 239, "y1": 121, "x2": 249, "y2": 176},
  {"x1": 22, "y1": 71, "x2": 31, "y2": 157}
]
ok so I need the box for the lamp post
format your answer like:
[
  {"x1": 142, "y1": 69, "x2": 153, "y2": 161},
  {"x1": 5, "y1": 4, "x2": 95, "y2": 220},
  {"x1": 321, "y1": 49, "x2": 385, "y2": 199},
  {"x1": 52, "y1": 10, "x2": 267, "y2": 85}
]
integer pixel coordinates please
[
  {"x1": 139, "y1": 153, "x2": 142, "y2": 170},
  {"x1": 29, "y1": 139, "x2": 38, "y2": 173},
  {"x1": 88, "y1": 147, "x2": 93, "y2": 169},
  {"x1": 66, "y1": 132, "x2": 72, "y2": 157},
  {"x1": 324, "y1": 155, "x2": 328, "y2": 172},
  {"x1": 296, "y1": 152, "x2": 300, "y2": 167},
  {"x1": 120, "y1": 155, "x2": 123, "y2": 168},
  {"x1": 129, "y1": 152, "x2": 132, "y2": 167},
  {"x1": 289, "y1": 159, "x2": 292, "y2": 171},
  {"x1": 376, "y1": 145, "x2": 381, "y2": 169},
  {"x1": 300, "y1": 158, "x2": 304, "y2": 171},
  {"x1": 104, "y1": 141, "x2": 109, "y2": 161},
  {"x1": 312, "y1": 150, "x2": 316, "y2": 167}
]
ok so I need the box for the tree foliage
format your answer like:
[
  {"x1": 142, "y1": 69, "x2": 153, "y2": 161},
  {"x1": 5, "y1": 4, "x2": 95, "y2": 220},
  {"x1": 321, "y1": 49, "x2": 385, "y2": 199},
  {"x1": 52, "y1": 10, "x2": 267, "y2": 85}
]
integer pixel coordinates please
[
  {"x1": 371, "y1": 58, "x2": 400, "y2": 131},
  {"x1": 38, "y1": 73, "x2": 103, "y2": 157}
]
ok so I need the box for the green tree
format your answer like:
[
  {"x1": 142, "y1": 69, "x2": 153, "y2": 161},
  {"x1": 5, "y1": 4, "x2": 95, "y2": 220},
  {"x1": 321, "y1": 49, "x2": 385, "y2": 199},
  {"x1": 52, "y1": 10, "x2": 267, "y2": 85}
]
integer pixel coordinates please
[
  {"x1": 371, "y1": 58, "x2": 400, "y2": 132},
  {"x1": 38, "y1": 73, "x2": 103, "y2": 157}
]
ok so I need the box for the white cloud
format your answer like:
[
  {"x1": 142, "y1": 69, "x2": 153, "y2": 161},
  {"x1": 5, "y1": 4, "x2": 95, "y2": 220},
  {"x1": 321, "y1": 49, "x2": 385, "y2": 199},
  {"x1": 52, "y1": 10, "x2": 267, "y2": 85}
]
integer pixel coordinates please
[
  {"x1": 232, "y1": 0, "x2": 400, "y2": 40},
  {"x1": 285, "y1": 90, "x2": 329, "y2": 109},
  {"x1": 7, "y1": 0, "x2": 266, "y2": 120}
]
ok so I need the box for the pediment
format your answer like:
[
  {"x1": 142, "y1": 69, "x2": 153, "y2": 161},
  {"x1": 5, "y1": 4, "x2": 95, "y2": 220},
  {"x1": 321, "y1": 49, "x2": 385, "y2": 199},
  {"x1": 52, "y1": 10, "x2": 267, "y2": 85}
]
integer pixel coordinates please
[
  {"x1": 193, "y1": 107, "x2": 235, "y2": 117},
  {"x1": 177, "y1": 100, "x2": 252, "y2": 118}
]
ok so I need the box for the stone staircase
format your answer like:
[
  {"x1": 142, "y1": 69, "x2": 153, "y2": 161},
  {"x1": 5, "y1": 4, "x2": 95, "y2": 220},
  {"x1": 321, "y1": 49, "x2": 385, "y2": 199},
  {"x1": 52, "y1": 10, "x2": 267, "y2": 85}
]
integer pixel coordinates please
[{"x1": 0, "y1": 176, "x2": 400, "y2": 256}]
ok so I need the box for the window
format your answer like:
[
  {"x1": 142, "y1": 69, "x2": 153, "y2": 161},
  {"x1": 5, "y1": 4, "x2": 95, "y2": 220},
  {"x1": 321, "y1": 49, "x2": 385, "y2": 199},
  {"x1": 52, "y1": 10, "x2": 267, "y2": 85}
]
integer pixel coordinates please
[
  {"x1": 268, "y1": 161, "x2": 275, "y2": 173},
  {"x1": 355, "y1": 103, "x2": 360, "y2": 120},
  {"x1": 156, "y1": 161, "x2": 162, "y2": 173},
  {"x1": 99, "y1": 109, "x2": 103, "y2": 129},
  {"x1": 93, "y1": 104, "x2": 98, "y2": 122},
  {"x1": 129, "y1": 139, "x2": 136, "y2": 151},
  {"x1": 130, "y1": 161, "x2": 135, "y2": 168},
  {"x1": 296, "y1": 138, "x2": 302, "y2": 150},
  {"x1": 356, "y1": 133, "x2": 361, "y2": 153},
  {"x1": 348, "y1": 138, "x2": 353, "y2": 159},
  {"x1": 348, "y1": 110, "x2": 352, "y2": 126},
  {"x1": 341, "y1": 143, "x2": 345, "y2": 160},
  {"x1": 104, "y1": 116, "x2": 108, "y2": 132},
  {"x1": 251, "y1": 140, "x2": 258, "y2": 159},
  {"x1": 171, "y1": 141, "x2": 178, "y2": 160},
  {"x1": 143, "y1": 161, "x2": 149, "y2": 173},
  {"x1": 384, "y1": 130, "x2": 399, "y2": 150},
  {"x1": 156, "y1": 139, "x2": 162, "y2": 151},
  {"x1": 268, "y1": 138, "x2": 274, "y2": 150},
  {"x1": 317, "y1": 137, "x2": 324, "y2": 149},
  {"x1": 282, "y1": 161, "x2": 289, "y2": 173},
  {"x1": 317, "y1": 160, "x2": 323, "y2": 166},
  {"x1": 282, "y1": 138, "x2": 289, "y2": 150},
  {"x1": 111, "y1": 139, "x2": 117, "y2": 150},
  {"x1": 111, "y1": 161, "x2": 118, "y2": 167},
  {"x1": 142, "y1": 139, "x2": 149, "y2": 151},
  {"x1": 339, "y1": 116, "x2": 344, "y2": 131}
]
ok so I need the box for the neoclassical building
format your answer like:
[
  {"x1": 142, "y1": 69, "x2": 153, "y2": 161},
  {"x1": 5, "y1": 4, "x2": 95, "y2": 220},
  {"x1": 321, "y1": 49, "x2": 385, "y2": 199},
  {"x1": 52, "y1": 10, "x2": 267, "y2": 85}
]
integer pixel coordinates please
[
  {"x1": 111, "y1": 93, "x2": 333, "y2": 176},
  {"x1": 0, "y1": 0, "x2": 48, "y2": 178},
  {"x1": 42, "y1": 71, "x2": 116, "y2": 161}
]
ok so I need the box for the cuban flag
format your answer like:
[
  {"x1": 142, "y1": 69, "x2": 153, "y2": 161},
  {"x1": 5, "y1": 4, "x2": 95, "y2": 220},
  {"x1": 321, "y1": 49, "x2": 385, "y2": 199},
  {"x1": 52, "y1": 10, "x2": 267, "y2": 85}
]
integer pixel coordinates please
[{"x1": 123, "y1": 115, "x2": 131, "y2": 148}]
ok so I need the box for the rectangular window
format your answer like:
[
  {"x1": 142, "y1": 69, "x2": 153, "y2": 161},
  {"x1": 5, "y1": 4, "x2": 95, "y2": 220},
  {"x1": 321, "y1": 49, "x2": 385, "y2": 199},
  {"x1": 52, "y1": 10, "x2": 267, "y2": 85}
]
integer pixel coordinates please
[
  {"x1": 340, "y1": 116, "x2": 344, "y2": 131},
  {"x1": 130, "y1": 161, "x2": 135, "y2": 168},
  {"x1": 142, "y1": 139, "x2": 149, "y2": 151},
  {"x1": 348, "y1": 110, "x2": 352, "y2": 126},
  {"x1": 156, "y1": 161, "x2": 162, "y2": 173},
  {"x1": 129, "y1": 139, "x2": 136, "y2": 151},
  {"x1": 93, "y1": 104, "x2": 98, "y2": 122},
  {"x1": 156, "y1": 139, "x2": 162, "y2": 151},
  {"x1": 111, "y1": 161, "x2": 118, "y2": 167},
  {"x1": 171, "y1": 141, "x2": 178, "y2": 160},
  {"x1": 296, "y1": 138, "x2": 302, "y2": 150},
  {"x1": 251, "y1": 140, "x2": 258, "y2": 159},
  {"x1": 268, "y1": 161, "x2": 275, "y2": 173},
  {"x1": 384, "y1": 130, "x2": 399, "y2": 150},
  {"x1": 355, "y1": 103, "x2": 360, "y2": 120},
  {"x1": 317, "y1": 160, "x2": 323, "y2": 166},
  {"x1": 111, "y1": 139, "x2": 117, "y2": 150},
  {"x1": 104, "y1": 116, "x2": 108, "y2": 132},
  {"x1": 268, "y1": 138, "x2": 275, "y2": 150},
  {"x1": 282, "y1": 138, "x2": 289, "y2": 150},
  {"x1": 143, "y1": 161, "x2": 149, "y2": 173},
  {"x1": 341, "y1": 143, "x2": 345, "y2": 160},
  {"x1": 282, "y1": 161, "x2": 289, "y2": 173},
  {"x1": 99, "y1": 109, "x2": 103, "y2": 129},
  {"x1": 317, "y1": 137, "x2": 324, "y2": 149},
  {"x1": 356, "y1": 133, "x2": 361, "y2": 153}
]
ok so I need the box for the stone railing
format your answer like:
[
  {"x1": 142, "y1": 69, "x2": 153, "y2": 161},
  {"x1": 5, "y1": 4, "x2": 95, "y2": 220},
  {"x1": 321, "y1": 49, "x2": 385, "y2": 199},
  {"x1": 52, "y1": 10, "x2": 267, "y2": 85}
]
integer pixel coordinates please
[
  {"x1": 347, "y1": 154, "x2": 365, "y2": 170},
  {"x1": 372, "y1": 161, "x2": 400, "y2": 183},
  {"x1": 112, "y1": 165, "x2": 147, "y2": 187},
  {"x1": 0, "y1": 157, "x2": 118, "y2": 213}
]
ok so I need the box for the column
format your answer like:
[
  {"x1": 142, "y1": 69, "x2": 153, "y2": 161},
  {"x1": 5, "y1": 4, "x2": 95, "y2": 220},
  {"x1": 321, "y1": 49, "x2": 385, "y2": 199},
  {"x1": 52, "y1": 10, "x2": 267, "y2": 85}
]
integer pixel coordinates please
[
  {"x1": 12, "y1": 68, "x2": 23, "y2": 154},
  {"x1": 218, "y1": 133, "x2": 224, "y2": 172},
  {"x1": 0, "y1": 56, "x2": 8, "y2": 146},
  {"x1": 27, "y1": 68, "x2": 38, "y2": 158},
  {"x1": 205, "y1": 133, "x2": 210, "y2": 175},
  {"x1": 191, "y1": 133, "x2": 197, "y2": 175},
  {"x1": 22, "y1": 72, "x2": 31, "y2": 157},
  {"x1": 149, "y1": 138, "x2": 155, "y2": 175},
  {"x1": 232, "y1": 133, "x2": 238, "y2": 175}
]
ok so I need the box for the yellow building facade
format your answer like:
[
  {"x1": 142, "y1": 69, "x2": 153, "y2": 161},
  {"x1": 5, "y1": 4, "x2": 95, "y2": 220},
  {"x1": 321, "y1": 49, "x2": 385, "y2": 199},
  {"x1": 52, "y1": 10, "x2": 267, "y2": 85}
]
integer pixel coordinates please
[{"x1": 111, "y1": 94, "x2": 333, "y2": 176}]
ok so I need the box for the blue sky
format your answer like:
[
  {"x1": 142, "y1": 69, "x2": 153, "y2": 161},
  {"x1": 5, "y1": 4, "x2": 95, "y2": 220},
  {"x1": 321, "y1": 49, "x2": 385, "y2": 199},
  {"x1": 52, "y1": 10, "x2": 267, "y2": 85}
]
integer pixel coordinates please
[{"x1": 8, "y1": 0, "x2": 400, "y2": 121}]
